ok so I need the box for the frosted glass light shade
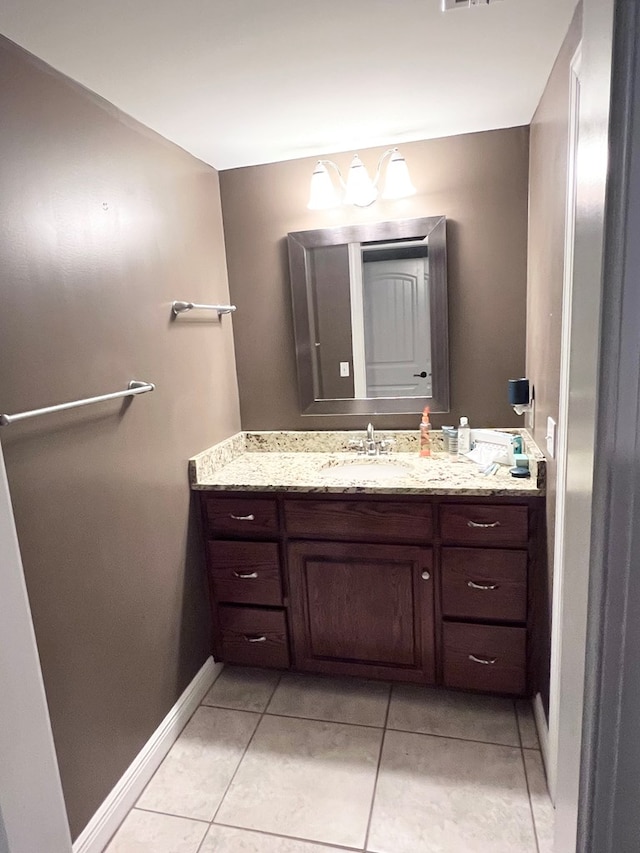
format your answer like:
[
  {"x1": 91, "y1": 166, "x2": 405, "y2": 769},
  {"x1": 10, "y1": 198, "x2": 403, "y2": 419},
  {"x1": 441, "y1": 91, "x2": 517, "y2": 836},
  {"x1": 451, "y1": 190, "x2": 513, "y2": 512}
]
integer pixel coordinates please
[
  {"x1": 343, "y1": 155, "x2": 377, "y2": 207},
  {"x1": 308, "y1": 162, "x2": 340, "y2": 210},
  {"x1": 381, "y1": 150, "x2": 417, "y2": 199}
]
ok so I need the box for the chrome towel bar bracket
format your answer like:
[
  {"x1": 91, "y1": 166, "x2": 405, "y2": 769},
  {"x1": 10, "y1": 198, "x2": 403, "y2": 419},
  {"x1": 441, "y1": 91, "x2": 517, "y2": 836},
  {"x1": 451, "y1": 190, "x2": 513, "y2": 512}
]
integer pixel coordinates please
[
  {"x1": 0, "y1": 380, "x2": 155, "y2": 427},
  {"x1": 172, "y1": 301, "x2": 237, "y2": 317}
]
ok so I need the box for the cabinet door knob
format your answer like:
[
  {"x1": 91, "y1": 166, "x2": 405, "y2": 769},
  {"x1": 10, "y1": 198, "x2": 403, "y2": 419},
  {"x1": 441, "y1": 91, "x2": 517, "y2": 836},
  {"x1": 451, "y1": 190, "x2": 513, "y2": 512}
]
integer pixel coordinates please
[
  {"x1": 421, "y1": 570, "x2": 431, "y2": 580},
  {"x1": 234, "y1": 571, "x2": 258, "y2": 579},
  {"x1": 413, "y1": 371, "x2": 428, "y2": 378},
  {"x1": 467, "y1": 580, "x2": 499, "y2": 591},
  {"x1": 468, "y1": 654, "x2": 497, "y2": 665},
  {"x1": 244, "y1": 634, "x2": 267, "y2": 643},
  {"x1": 229, "y1": 513, "x2": 255, "y2": 521},
  {"x1": 467, "y1": 520, "x2": 501, "y2": 529}
]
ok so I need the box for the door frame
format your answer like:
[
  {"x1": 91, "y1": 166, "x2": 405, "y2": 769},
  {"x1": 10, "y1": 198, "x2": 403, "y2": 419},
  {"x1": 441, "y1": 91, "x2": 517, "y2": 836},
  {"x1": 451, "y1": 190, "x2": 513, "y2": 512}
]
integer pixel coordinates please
[
  {"x1": 0, "y1": 440, "x2": 72, "y2": 852},
  {"x1": 551, "y1": 0, "x2": 615, "y2": 846},
  {"x1": 348, "y1": 242, "x2": 368, "y2": 397},
  {"x1": 547, "y1": 41, "x2": 582, "y2": 804},
  {"x1": 578, "y1": 1, "x2": 640, "y2": 848}
]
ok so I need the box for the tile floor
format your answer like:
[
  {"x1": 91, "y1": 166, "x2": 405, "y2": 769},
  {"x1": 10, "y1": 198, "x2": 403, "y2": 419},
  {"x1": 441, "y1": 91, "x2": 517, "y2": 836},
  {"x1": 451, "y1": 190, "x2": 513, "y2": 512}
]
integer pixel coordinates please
[{"x1": 106, "y1": 668, "x2": 554, "y2": 853}]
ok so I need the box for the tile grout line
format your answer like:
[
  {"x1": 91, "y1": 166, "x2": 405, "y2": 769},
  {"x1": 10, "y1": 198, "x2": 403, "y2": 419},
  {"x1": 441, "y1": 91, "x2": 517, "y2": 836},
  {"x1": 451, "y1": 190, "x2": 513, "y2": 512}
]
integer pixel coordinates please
[
  {"x1": 383, "y1": 724, "x2": 521, "y2": 749},
  {"x1": 133, "y1": 805, "x2": 210, "y2": 826},
  {"x1": 207, "y1": 670, "x2": 285, "y2": 834},
  {"x1": 127, "y1": 807, "x2": 210, "y2": 853},
  {"x1": 362, "y1": 682, "x2": 393, "y2": 852},
  {"x1": 198, "y1": 701, "x2": 523, "y2": 748},
  {"x1": 210, "y1": 819, "x2": 365, "y2": 852},
  {"x1": 515, "y1": 699, "x2": 542, "y2": 853}
]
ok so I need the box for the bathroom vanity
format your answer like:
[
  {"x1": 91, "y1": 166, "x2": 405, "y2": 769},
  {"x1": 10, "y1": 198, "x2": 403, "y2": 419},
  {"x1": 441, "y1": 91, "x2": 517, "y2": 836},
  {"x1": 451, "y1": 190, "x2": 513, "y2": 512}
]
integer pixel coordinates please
[{"x1": 191, "y1": 431, "x2": 545, "y2": 698}]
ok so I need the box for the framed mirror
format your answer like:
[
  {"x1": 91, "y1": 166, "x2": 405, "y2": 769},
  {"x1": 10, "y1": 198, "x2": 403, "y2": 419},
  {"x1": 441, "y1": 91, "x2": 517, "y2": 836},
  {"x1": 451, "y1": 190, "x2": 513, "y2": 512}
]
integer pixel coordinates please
[{"x1": 287, "y1": 216, "x2": 449, "y2": 416}]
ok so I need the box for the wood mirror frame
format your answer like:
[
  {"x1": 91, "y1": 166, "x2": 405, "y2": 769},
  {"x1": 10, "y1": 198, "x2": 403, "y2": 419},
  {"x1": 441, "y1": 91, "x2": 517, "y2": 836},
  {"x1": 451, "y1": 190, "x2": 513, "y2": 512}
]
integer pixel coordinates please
[{"x1": 287, "y1": 215, "x2": 450, "y2": 416}]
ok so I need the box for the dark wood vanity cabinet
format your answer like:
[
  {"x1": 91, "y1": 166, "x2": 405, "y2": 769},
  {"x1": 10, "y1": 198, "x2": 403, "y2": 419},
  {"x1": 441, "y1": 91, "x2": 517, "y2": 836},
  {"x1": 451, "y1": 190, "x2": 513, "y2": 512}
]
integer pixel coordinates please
[{"x1": 199, "y1": 491, "x2": 543, "y2": 697}]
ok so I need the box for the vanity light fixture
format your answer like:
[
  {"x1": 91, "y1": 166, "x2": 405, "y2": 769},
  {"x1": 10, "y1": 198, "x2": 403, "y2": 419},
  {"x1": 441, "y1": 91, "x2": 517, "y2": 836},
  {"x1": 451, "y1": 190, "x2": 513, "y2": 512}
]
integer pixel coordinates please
[{"x1": 307, "y1": 148, "x2": 416, "y2": 210}]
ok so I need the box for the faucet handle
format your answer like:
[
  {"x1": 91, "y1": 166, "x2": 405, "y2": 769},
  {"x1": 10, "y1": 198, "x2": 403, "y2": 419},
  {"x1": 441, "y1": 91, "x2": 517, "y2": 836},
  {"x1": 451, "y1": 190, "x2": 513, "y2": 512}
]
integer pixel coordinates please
[
  {"x1": 348, "y1": 438, "x2": 365, "y2": 454},
  {"x1": 378, "y1": 438, "x2": 396, "y2": 455}
]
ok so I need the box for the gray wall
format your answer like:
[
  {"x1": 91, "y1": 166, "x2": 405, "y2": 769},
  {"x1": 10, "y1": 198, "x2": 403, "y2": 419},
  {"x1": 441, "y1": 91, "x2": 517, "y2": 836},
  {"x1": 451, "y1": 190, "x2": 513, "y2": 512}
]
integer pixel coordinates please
[
  {"x1": 220, "y1": 127, "x2": 529, "y2": 431},
  {"x1": 0, "y1": 37, "x2": 240, "y2": 839},
  {"x1": 526, "y1": 5, "x2": 582, "y2": 712}
]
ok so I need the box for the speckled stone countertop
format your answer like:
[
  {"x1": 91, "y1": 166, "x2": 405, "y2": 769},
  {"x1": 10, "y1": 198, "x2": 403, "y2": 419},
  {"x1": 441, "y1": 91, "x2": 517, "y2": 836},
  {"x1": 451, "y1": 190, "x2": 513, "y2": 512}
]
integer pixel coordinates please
[{"x1": 189, "y1": 430, "x2": 545, "y2": 497}]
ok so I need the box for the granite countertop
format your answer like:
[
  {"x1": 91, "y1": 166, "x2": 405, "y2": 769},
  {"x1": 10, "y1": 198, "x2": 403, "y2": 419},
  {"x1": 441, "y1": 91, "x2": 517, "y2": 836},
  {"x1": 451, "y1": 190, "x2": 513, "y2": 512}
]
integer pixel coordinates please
[{"x1": 189, "y1": 430, "x2": 545, "y2": 497}]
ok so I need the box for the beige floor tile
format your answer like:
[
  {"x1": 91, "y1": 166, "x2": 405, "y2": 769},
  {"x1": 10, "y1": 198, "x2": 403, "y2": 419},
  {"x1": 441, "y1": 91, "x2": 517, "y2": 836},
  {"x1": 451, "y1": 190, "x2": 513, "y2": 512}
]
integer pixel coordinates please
[
  {"x1": 136, "y1": 706, "x2": 259, "y2": 821},
  {"x1": 516, "y1": 699, "x2": 540, "y2": 749},
  {"x1": 368, "y1": 730, "x2": 537, "y2": 853},
  {"x1": 216, "y1": 714, "x2": 382, "y2": 848},
  {"x1": 104, "y1": 809, "x2": 207, "y2": 853},
  {"x1": 201, "y1": 824, "x2": 348, "y2": 852},
  {"x1": 524, "y1": 749, "x2": 555, "y2": 853},
  {"x1": 202, "y1": 666, "x2": 281, "y2": 712},
  {"x1": 267, "y1": 672, "x2": 390, "y2": 727},
  {"x1": 387, "y1": 684, "x2": 519, "y2": 745}
]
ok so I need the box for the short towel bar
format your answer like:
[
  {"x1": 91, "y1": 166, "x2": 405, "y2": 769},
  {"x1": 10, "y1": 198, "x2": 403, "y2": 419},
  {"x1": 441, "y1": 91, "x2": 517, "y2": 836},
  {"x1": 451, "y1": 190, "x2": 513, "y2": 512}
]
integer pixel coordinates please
[{"x1": 172, "y1": 301, "x2": 236, "y2": 317}]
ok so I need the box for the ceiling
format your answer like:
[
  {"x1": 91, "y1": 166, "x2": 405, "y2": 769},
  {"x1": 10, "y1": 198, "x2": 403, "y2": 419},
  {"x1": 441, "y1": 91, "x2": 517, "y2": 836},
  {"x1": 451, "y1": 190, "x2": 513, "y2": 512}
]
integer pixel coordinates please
[{"x1": 0, "y1": 0, "x2": 578, "y2": 171}]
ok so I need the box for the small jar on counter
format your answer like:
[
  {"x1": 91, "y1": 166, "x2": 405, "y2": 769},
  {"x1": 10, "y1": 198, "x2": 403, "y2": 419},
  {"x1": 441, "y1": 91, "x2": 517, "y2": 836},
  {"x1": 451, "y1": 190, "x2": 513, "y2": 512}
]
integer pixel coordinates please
[
  {"x1": 441, "y1": 426, "x2": 454, "y2": 455},
  {"x1": 443, "y1": 426, "x2": 458, "y2": 458}
]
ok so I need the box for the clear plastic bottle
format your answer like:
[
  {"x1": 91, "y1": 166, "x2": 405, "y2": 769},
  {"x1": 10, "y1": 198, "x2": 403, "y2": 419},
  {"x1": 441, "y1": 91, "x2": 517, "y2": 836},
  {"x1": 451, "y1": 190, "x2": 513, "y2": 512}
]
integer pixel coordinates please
[
  {"x1": 419, "y1": 407, "x2": 432, "y2": 457},
  {"x1": 458, "y1": 416, "x2": 471, "y2": 457}
]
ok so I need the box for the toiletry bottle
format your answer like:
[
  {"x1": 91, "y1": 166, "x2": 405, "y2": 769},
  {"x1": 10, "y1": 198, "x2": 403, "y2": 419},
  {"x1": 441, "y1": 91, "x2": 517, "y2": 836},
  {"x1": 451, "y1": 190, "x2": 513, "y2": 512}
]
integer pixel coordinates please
[
  {"x1": 442, "y1": 426, "x2": 454, "y2": 455},
  {"x1": 419, "y1": 407, "x2": 432, "y2": 457},
  {"x1": 458, "y1": 416, "x2": 471, "y2": 457},
  {"x1": 449, "y1": 428, "x2": 458, "y2": 460}
]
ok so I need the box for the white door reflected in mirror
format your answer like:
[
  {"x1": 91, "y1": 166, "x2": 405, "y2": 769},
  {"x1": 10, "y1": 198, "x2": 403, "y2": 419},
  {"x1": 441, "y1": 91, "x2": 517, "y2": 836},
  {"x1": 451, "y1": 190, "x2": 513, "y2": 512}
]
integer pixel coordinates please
[{"x1": 357, "y1": 254, "x2": 432, "y2": 398}]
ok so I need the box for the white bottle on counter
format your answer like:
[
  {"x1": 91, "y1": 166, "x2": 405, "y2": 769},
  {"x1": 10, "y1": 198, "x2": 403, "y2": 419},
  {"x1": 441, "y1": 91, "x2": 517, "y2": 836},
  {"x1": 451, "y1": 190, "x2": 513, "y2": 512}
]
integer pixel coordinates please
[{"x1": 457, "y1": 416, "x2": 471, "y2": 457}]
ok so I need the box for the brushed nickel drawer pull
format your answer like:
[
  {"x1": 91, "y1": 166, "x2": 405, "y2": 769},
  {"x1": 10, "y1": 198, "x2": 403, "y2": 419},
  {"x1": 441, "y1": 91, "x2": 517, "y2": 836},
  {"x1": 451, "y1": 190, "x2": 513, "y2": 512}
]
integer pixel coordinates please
[
  {"x1": 244, "y1": 634, "x2": 267, "y2": 643},
  {"x1": 229, "y1": 513, "x2": 255, "y2": 521},
  {"x1": 467, "y1": 520, "x2": 501, "y2": 529},
  {"x1": 468, "y1": 654, "x2": 497, "y2": 665},
  {"x1": 467, "y1": 580, "x2": 499, "y2": 591},
  {"x1": 421, "y1": 571, "x2": 431, "y2": 581},
  {"x1": 234, "y1": 571, "x2": 258, "y2": 579}
]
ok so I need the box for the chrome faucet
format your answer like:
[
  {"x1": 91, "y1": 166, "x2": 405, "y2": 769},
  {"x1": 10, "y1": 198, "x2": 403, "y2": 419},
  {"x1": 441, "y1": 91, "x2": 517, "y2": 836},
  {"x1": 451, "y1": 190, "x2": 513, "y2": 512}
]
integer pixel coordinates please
[
  {"x1": 348, "y1": 422, "x2": 395, "y2": 456},
  {"x1": 365, "y1": 422, "x2": 376, "y2": 455}
]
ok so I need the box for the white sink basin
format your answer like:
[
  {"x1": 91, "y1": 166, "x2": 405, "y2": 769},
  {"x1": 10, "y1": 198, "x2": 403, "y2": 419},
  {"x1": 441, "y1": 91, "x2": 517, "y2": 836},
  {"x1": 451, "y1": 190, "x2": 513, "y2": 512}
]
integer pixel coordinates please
[{"x1": 319, "y1": 460, "x2": 410, "y2": 480}]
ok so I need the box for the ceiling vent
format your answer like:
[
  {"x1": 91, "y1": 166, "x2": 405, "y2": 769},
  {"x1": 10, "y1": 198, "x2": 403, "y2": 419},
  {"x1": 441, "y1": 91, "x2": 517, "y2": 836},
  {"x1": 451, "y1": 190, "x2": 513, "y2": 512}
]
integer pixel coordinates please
[{"x1": 442, "y1": 0, "x2": 503, "y2": 10}]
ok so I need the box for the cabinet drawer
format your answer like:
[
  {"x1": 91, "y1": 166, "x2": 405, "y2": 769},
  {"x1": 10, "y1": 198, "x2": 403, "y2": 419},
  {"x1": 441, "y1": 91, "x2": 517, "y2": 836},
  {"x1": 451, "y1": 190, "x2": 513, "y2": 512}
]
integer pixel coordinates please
[
  {"x1": 440, "y1": 504, "x2": 528, "y2": 547},
  {"x1": 443, "y1": 623, "x2": 526, "y2": 695},
  {"x1": 207, "y1": 542, "x2": 283, "y2": 606},
  {"x1": 204, "y1": 496, "x2": 279, "y2": 539},
  {"x1": 441, "y1": 548, "x2": 527, "y2": 623},
  {"x1": 284, "y1": 499, "x2": 433, "y2": 543},
  {"x1": 218, "y1": 606, "x2": 289, "y2": 668}
]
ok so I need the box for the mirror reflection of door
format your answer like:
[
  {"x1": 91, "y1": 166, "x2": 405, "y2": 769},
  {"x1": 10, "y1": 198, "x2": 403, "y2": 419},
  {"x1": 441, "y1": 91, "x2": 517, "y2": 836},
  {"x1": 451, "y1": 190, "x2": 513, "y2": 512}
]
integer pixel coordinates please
[{"x1": 351, "y1": 245, "x2": 431, "y2": 398}]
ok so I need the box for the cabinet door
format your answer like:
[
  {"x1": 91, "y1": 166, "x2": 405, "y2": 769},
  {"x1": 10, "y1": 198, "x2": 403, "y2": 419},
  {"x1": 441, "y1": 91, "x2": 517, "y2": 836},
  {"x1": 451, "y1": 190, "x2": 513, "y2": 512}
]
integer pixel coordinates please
[{"x1": 287, "y1": 541, "x2": 435, "y2": 683}]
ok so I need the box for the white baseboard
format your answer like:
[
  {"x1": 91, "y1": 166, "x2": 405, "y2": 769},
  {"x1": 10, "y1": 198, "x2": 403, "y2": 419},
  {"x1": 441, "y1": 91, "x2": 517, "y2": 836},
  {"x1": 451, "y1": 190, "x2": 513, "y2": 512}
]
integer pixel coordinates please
[
  {"x1": 533, "y1": 691, "x2": 551, "y2": 779},
  {"x1": 73, "y1": 656, "x2": 223, "y2": 853}
]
